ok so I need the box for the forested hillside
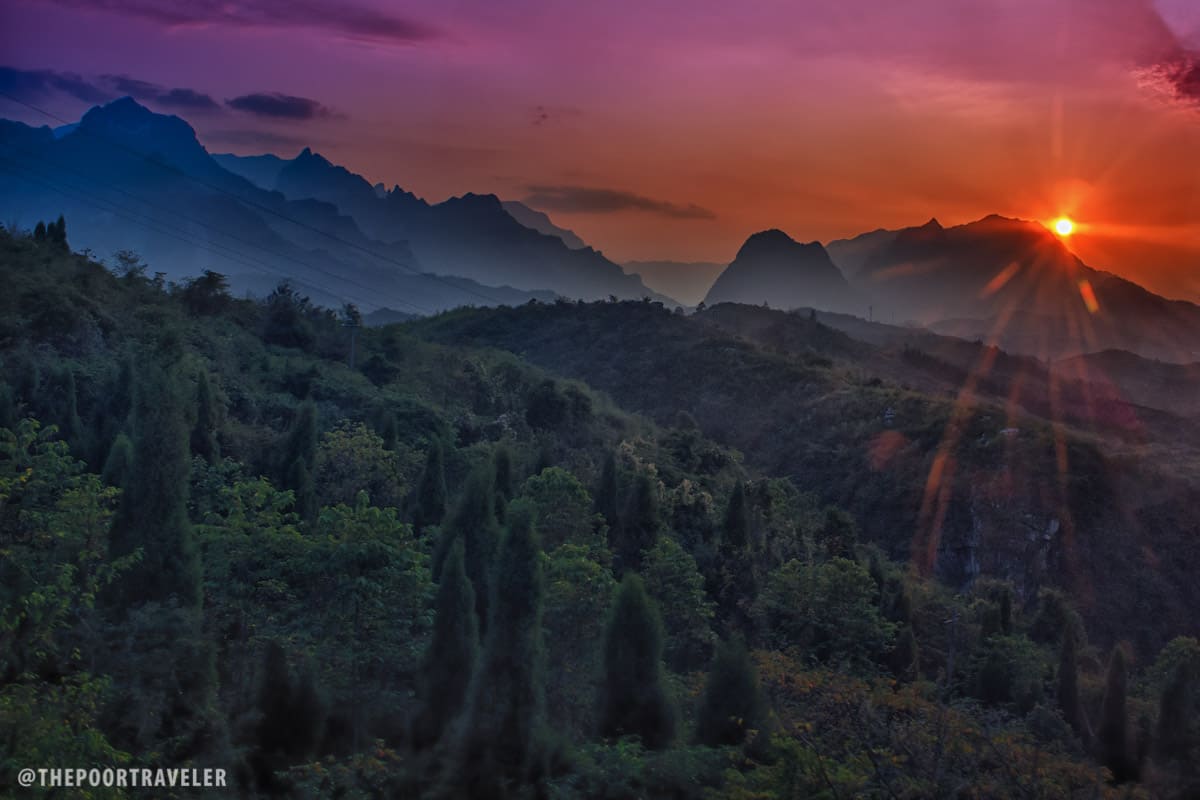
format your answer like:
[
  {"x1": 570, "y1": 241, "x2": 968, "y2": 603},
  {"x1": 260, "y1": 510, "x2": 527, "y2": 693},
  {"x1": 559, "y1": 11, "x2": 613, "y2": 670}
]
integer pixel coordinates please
[{"x1": 3, "y1": 224, "x2": 1199, "y2": 797}]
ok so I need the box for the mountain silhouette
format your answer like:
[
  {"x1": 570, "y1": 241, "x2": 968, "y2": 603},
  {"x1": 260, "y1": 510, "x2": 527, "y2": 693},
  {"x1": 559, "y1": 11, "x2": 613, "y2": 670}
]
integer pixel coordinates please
[
  {"x1": 218, "y1": 149, "x2": 670, "y2": 303},
  {"x1": 501, "y1": 200, "x2": 588, "y2": 249},
  {"x1": 0, "y1": 98, "x2": 554, "y2": 313},
  {"x1": 835, "y1": 215, "x2": 1200, "y2": 361},
  {"x1": 703, "y1": 229, "x2": 859, "y2": 313}
]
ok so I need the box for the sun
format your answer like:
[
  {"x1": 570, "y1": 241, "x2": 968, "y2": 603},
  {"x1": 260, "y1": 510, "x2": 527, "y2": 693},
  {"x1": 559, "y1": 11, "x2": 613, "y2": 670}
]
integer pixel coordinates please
[{"x1": 1054, "y1": 217, "x2": 1074, "y2": 236}]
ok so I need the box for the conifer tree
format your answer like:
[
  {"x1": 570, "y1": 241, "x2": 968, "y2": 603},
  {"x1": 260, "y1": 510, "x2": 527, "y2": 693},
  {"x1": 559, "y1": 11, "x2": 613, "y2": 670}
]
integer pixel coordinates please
[
  {"x1": 101, "y1": 433, "x2": 134, "y2": 488},
  {"x1": 282, "y1": 400, "x2": 317, "y2": 480},
  {"x1": 378, "y1": 409, "x2": 399, "y2": 451},
  {"x1": 0, "y1": 383, "x2": 13, "y2": 430},
  {"x1": 190, "y1": 371, "x2": 220, "y2": 463},
  {"x1": 108, "y1": 350, "x2": 202, "y2": 609},
  {"x1": 448, "y1": 465, "x2": 501, "y2": 633},
  {"x1": 412, "y1": 438, "x2": 448, "y2": 533},
  {"x1": 613, "y1": 473, "x2": 660, "y2": 574},
  {"x1": 440, "y1": 499, "x2": 546, "y2": 798},
  {"x1": 598, "y1": 573, "x2": 675, "y2": 749},
  {"x1": 56, "y1": 367, "x2": 84, "y2": 454},
  {"x1": 253, "y1": 642, "x2": 324, "y2": 792},
  {"x1": 288, "y1": 457, "x2": 318, "y2": 525},
  {"x1": 493, "y1": 443, "x2": 515, "y2": 523},
  {"x1": 33, "y1": 220, "x2": 46, "y2": 242},
  {"x1": 1156, "y1": 659, "x2": 1197, "y2": 764},
  {"x1": 593, "y1": 450, "x2": 619, "y2": 531},
  {"x1": 1057, "y1": 626, "x2": 1087, "y2": 740},
  {"x1": 890, "y1": 624, "x2": 920, "y2": 682},
  {"x1": 413, "y1": 539, "x2": 479, "y2": 750},
  {"x1": 697, "y1": 637, "x2": 765, "y2": 748},
  {"x1": 722, "y1": 480, "x2": 749, "y2": 554},
  {"x1": 1098, "y1": 644, "x2": 1132, "y2": 781}
]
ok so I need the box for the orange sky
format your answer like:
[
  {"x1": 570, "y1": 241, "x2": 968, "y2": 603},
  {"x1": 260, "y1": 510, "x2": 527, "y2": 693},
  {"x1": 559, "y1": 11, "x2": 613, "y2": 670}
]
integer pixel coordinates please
[{"x1": 2, "y1": 0, "x2": 1199, "y2": 298}]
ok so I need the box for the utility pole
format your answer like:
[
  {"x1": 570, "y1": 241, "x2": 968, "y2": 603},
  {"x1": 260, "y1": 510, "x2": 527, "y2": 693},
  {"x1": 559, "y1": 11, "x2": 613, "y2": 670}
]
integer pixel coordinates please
[{"x1": 340, "y1": 303, "x2": 362, "y2": 369}]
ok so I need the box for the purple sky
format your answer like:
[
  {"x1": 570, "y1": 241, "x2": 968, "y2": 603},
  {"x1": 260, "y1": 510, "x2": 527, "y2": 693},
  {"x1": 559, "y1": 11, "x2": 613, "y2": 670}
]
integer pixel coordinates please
[{"x1": 2, "y1": 0, "x2": 1200, "y2": 297}]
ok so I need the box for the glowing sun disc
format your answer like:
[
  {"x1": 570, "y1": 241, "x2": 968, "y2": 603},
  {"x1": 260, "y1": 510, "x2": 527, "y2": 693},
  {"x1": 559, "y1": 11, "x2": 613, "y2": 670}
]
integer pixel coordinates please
[{"x1": 1054, "y1": 217, "x2": 1074, "y2": 236}]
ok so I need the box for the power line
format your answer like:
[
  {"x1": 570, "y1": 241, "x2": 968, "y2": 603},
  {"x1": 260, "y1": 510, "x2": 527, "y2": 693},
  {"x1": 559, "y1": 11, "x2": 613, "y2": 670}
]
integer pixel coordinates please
[
  {"x1": 0, "y1": 141, "x2": 433, "y2": 314},
  {"x1": 0, "y1": 91, "x2": 509, "y2": 308}
]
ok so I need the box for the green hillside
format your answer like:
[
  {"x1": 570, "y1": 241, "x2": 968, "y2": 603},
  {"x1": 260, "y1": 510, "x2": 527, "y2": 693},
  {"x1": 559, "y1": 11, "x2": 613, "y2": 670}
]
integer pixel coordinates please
[{"x1": 3, "y1": 224, "x2": 1199, "y2": 797}]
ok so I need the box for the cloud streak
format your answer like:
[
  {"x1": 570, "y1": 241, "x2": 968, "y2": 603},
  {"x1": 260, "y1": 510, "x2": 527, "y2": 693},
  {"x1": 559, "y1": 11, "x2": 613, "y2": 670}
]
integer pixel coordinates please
[
  {"x1": 523, "y1": 185, "x2": 716, "y2": 220},
  {"x1": 1136, "y1": 53, "x2": 1200, "y2": 107},
  {"x1": 0, "y1": 65, "x2": 111, "y2": 104},
  {"x1": 41, "y1": 0, "x2": 438, "y2": 45},
  {"x1": 101, "y1": 74, "x2": 220, "y2": 111},
  {"x1": 226, "y1": 92, "x2": 337, "y2": 120}
]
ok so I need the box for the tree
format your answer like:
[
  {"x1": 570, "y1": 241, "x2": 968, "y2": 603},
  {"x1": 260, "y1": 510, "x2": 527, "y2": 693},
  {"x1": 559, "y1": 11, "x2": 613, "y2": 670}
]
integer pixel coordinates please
[
  {"x1": 1057, "y1": 626, "x2": 1088, "y2": 741},
  {"x1": 282, "y1": 400, "x2": 318, "y2": 481},
  {"x1": 593, "y1": 450, "x2": 620, "y2": 531},
  {"x1": 108, "y1": 351, "x2": 202, "y2": 609},
  {"x1": 190, "y1": 371, "x2": 220, "y2": 463},
  {"x1": 287, "y1": 457, "x2": 318, "y2": 526},
  {"x1": 641, "y1": 537, "x2": 716, "y2": 672},
  {"x1": 521, "y1": 467, "x2": 596, "y2": 550},
  {"x1": 435, "y1": 465, "x2": 501, "y2": 634},
  {"x1": 439, "y1": 499, "x2": 547, "y2": 798},
  {"x1": 697, "y1": 637, "x2": 766, "y2": 748},
  {"x1": 493, "y1": 443, "x2": 515, "y2": 523},
  {"x1": 890, "y1": 624, "x2": 920, "y2": 682},
  {"x1": 411, "y1": 438, "x2": 448, "y2": 534},
  {"x1": 525, "y1": 379, "x2": 568, "y2": 430},
  {"x1": 598, "y1": 573, "x2": 675, "y2": 749},
  {"x1": 33, "y1": 220, "x2": 46, "y2": 242},
  {"x1": 101, "y1": 433, "x2": 133, "y2": 488},
  {"x1": 252, "y1": 641, "x2": 324, "y2": 793},
  {"x1": 412, "y1": 539, "x2": 478, "y2": 750},
  {"x1": 722, "y1": 480, "x2": 749, "y2": 554},
  {"x1": 1098, "y1": 645, "x2": 1132, "y2": 782},
  {"x1": 1156, "y1": 659, "x2": 1197, "y2": 763},
  {"x1": 612, "y1": 473, "x2": 660, "y2": 575}
]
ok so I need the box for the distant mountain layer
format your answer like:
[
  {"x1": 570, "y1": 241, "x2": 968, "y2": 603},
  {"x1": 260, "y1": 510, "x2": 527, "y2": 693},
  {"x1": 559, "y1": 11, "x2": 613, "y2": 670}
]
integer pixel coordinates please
[
  {"x1": 500, "y1": 200, "x2": 588, "y2": 249},
  {"x1": 0, "y1": 98, "x2": 551, "y2": 314},
  {"x1": 622, "y1": 260, "x2": 725, "y2": 307},
  {"x1": 704, "y1": 229, "x2": 860, "y2": 314},
  {"x1": 217, "y1": 148, "x2": 670, "y2": 304}
]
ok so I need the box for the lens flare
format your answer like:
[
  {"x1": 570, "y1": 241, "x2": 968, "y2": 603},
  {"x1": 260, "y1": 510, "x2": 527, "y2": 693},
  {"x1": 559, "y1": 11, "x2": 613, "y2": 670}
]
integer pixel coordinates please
[{"x1": 1054, "y1": 217, "x2": 1074, "y2": 236}]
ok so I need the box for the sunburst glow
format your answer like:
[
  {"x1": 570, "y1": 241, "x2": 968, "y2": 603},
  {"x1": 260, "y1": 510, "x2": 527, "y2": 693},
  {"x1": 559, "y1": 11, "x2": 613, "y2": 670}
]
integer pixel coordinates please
[{"x1": 1054, "y1": 217, "x2": 1075, "y2": 236}]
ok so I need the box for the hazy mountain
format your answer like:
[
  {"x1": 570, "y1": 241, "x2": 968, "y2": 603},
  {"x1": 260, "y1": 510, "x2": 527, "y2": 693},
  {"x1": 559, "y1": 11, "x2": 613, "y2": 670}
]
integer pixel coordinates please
[
  {"x1": 218, "y1": 149, "x2": 671, "y2": 303},
  {"x1": 211, "y1": 152, "x2": 289, "y2": 192},
  {"x1": 703, "y1": 229, "x2": 860, "y2": 313},
  {"x1": 0, "y1": 98, "x2": 550, "y2": 313},
  {"x1": 834, "y1": 215, "x2": 1200, "y2": 362},
  {"x1": 825, "y1": 226, "x2": 900, "y2": 279},
  {"x1": 622, "y1": 260, "x2": 725, "y2": 306},
  {"x1": 500, "y1": 200, "x2": 588, "y2": 249}
]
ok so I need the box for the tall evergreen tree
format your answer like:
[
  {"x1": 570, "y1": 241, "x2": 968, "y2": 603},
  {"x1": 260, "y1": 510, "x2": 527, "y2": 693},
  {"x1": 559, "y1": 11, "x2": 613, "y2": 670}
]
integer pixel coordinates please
[
  {"x1": 722, "y1": 480, "x2": 749, "y2": 554},
  {"x1": 439, "y1": 499, "x2": 546, "y2": 798},
  {"x1": 252, "y1": 642, "x2": 324, "y2": 793},
  {"x1": 1057, "y1": 627, "x2": 1087, "y2": 741},
  {"x1": 1098, "y1": 644, "x2": 1132, "y2": 781},
  {"x1": 593, "y1": 450, "x2": 619, "y2": 531},
  {"x1": 412, "y1": 539, "x2": 479, "y2": 750},
  {"x1": 1156, "y1": 662, "x2": 1195, "y2": 767},
  {"x1": 890, "y1": 624, "x2": 920, "y2": 682},
  {"x1": 288, "y1": 457, "x2": 318, "y2": 526},
  {"x1": 613, "y1": 473, "x2": 660, "y2": 575},
  {"x1": 108, "y1": 350, "x2": 202, "y2": 609},
  {"x1": 696, "y1": 637, "x2": 766, "y2": 748},
  {"x1": 190, "y1": 371, "x2": 220, "y2": 463},
  {"x1": 101, "y1": 433, "x2": 134, "y2": 488},
  {"x1": 33, "y1": 220, "x2": 46, "y2": 242},
  {"x1": 493, "y1": 443, "x2": 515, "y2": 523},
  {"x1": 282, "y1": 400, "x2": 317, "y2": 480},
  {"x1": 443, "y1": 465, "x2": 501, "y2": 633},
  {"x1": 598, "y1": 573, "x2": 675, "y2": 749},
  {"x1": 412, "y1": 438, "x2": 448, "y2": 534}
]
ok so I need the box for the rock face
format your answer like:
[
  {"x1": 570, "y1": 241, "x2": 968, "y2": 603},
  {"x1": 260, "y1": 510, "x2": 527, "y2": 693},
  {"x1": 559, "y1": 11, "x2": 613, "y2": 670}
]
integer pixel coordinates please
[{"x1": 704, "y1": 229, "x2": 858, "y2": 313}]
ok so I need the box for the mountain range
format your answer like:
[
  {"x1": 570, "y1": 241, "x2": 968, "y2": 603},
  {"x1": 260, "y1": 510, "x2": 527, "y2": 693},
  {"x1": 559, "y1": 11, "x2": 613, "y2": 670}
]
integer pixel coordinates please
[
  {"x1": 2, "y1": 97, "x2": 1198, "y2": 363},
  {"x1": 0, "y1": 98, "x2": 663, "y2": 313}
]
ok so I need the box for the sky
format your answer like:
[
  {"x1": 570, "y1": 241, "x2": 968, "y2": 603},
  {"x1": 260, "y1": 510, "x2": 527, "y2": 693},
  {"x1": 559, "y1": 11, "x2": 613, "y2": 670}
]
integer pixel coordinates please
[{"x1": 2, "y1": 0, "x2": 1199, "y2": 299}]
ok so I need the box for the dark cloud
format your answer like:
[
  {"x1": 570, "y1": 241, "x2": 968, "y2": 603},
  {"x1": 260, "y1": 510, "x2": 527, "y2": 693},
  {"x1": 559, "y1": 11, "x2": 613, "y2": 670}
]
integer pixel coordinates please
[
  {"x1": 41, "y1": 0, "x2": 437, "y2": 45},
  {"x1": 100, "y1": 74, "x2": 220, "y2": 111},
  {"x1": 523, "y1": 185, "x2": 716, "y2": 220},
  {"x1": 226, "y1": 92, "x2": 337, "y2": 120},
  {"x1": 1137, "y1": 53, "x2": 1200, "y2": 106},
  {"x1": 0, "y1": 65, "x2": 111, "y2": 104}
]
